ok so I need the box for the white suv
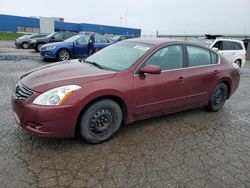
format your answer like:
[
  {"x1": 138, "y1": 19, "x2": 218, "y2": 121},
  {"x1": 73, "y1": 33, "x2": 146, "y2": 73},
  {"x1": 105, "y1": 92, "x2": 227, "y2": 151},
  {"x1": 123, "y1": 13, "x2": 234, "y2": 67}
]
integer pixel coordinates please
[{"x1": 191, "y1": 37, "x2": 246, "y2": 68}]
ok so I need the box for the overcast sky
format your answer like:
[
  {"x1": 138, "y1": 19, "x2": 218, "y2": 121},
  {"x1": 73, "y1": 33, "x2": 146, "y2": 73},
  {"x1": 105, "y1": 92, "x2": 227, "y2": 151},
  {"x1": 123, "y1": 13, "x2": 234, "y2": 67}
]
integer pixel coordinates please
[{"x1": 0, "y1": 0, "x2": 250, "y2": 35}]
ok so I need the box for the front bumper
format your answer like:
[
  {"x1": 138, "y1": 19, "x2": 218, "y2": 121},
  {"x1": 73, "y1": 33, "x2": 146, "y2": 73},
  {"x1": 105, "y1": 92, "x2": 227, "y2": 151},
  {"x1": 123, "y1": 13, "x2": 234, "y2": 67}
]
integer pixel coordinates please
[
  {"x1": 40, "y1": 50, "x2": 57, "y2": 59},
  {"x1": 28, "y1": 43, "x2": 35, "y2": 49},
  {"x1": 15, "y1": 42, "x2": 22, "y2": 48},
  {"x1": 11, "y1": 91, "x2": 79, "y2": 138}
]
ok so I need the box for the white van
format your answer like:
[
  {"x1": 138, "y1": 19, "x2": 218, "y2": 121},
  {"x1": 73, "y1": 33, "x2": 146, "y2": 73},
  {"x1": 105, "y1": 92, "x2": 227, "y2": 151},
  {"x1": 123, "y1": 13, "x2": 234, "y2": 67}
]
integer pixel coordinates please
[{"x1": 191, "y1": 37, "x2": 246, "y2": 68}]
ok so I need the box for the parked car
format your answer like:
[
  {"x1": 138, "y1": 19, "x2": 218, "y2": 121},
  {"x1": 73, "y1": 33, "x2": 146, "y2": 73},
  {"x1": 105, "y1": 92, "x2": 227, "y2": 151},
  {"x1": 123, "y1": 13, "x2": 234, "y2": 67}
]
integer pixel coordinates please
[
  {"x1": 29, "y1": 31, "x2": 77, "y2": 52},
  {"x1": 40, "y1": 34, "x2": 113, "y2": 61},
  {"x1": 15, "y1": 33, "x2": 48, "y2": 49},
  {"x1": 111, "y1": 35, "x2": 135, "y2": 42},
  {"x1": 11, "y1": 38, "x2": 240, "y2": 144},
  {"x1": 191, "y1": 35, "x2": 246, "y2": 68}
]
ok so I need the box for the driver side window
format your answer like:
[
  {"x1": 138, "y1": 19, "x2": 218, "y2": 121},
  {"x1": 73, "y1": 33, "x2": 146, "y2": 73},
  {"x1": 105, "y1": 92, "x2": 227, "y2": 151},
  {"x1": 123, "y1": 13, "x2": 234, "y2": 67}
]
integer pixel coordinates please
[
  {"x1": 53, "y1": 32, "x2": 64, "y2": 40},
  {"x1": 144, "y1": 45, "x2": 184, "y2": 70}
]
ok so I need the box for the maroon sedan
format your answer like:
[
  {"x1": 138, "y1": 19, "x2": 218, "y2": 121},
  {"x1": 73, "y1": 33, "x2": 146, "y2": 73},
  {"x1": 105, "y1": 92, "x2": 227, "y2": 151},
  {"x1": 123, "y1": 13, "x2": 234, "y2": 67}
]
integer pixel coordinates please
[{"x1": 12, "y1": 38, "x2": 240, "y2": 144}]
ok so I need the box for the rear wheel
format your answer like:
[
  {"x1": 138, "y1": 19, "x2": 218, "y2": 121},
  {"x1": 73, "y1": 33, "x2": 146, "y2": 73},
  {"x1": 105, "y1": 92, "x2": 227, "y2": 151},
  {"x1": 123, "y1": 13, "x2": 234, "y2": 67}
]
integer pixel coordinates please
[
  {"x1": 208, "y1": 83, "x2": 228, "y2": 112},
  {"x1": 234, "y1": 60, "x2": 241, "y2": 68},
  {"x1": 57, "y1": 49, "x2": 70, "y2": 61},
  {"x1": 79, "y1": 99, "x2": 122, "y2": 144},
  {"x1": 21, "y1": 42, "x2": 29, "y2": 49}
]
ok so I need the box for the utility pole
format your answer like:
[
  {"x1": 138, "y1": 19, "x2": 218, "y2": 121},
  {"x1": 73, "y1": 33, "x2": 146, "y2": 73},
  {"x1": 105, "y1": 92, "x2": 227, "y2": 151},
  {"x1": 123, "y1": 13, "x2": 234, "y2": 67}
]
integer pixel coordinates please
[
  {"x1": 125, "y1": 8, "x2": 128, "y2": 27},
  {"x1": 120, "y1": 17, "x2": 123, "y2": 27}
]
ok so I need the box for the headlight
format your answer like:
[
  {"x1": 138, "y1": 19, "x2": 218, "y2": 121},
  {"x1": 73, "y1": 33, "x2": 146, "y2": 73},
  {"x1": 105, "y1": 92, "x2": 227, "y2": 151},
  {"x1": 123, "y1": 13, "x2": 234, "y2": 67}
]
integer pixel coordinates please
[
  {"x1": 33, "y1": 85, "x2": 81, "y2": 106},
  {"x1": 45, "y1": 46, "x2": 56, "y2": 51}
]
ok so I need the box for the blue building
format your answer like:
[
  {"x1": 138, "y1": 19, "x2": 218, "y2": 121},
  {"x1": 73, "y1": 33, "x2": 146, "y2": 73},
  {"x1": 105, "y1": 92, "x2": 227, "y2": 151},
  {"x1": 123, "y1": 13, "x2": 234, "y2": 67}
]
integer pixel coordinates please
[{"x1": 0, "y1": 14, "x2": 141, "y2": 37}]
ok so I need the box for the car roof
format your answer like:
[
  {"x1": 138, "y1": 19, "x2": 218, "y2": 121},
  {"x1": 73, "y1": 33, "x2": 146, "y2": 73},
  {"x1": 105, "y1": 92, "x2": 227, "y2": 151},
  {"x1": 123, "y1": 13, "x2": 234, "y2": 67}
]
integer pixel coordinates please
[
  {"x1": 214, "y1": 38, "x2": 243, "y2": 43},
  {"x1": 126, "y1": 38, "x2": 183, "y2": 46}
]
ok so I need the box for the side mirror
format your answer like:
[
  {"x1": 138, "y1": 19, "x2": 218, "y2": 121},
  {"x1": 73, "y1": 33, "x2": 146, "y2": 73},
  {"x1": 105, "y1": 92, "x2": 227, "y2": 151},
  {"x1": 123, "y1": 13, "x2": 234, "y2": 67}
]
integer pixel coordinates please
[
  {"x1": 139, "y1": 65, "x2": 161, "y2": 75},
  {"x1": 212, "y1": 47, "x2": 219, "y2": 52},
  {"x1": 50, "y1": 36, "x2": 55, "y2": 41}
]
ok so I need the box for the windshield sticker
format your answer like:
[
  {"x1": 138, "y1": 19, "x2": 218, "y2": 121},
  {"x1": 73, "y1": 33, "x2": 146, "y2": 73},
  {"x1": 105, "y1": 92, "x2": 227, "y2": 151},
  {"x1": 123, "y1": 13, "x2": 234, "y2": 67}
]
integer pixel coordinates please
[{"x1": 134, "y1": 45, "x2": 150, "y2": 51}]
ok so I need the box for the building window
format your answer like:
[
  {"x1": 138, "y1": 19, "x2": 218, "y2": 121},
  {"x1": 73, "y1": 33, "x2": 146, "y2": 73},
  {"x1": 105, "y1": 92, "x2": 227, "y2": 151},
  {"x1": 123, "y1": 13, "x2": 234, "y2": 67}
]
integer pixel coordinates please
[{"x1": 17, "y1": 26, "x2": 40, "y2": 33}]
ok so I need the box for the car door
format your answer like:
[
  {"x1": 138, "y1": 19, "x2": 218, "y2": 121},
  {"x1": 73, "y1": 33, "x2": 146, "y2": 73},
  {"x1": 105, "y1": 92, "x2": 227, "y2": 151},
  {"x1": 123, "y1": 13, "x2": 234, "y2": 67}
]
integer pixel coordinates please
[
  {"x1": 213, "y1": 40, "x2": 235, "y2": 63},
  {"x1": 73, "y1": 36, "x2": 89, "y2": 58},
  {"x1": 184, "y1": 45, "x2": 220, "y2": 107},
  {"x1": 133, "y1": 44, "x2": 187, "y2": 117},
  {"x1": 93, "y1": 36, "x2": 110, "y2": 53}
]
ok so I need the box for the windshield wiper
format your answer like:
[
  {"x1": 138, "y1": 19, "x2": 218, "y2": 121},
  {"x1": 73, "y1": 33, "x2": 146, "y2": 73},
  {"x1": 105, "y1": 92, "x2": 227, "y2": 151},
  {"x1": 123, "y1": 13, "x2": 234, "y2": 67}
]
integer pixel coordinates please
[{"x1": 84, "y1": 60, "x2": 106, "y2": 70}]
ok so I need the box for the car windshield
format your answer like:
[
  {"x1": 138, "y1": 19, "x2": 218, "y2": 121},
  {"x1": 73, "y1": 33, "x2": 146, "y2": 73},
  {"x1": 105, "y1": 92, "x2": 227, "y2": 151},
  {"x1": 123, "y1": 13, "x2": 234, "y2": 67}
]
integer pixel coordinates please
[
  {"x1": 45, "y1": 32, "x2": 56, "y2": 38},
  {"x1": 112, "y1": 36, "x2": 121, "y2": 40},
  {"x1": 190, "y1": 38, "x2": 214, "y2": 47},
  {"x1": 64, "y1": 35, "x2": 81, "y2": 42},
  {"x1": 85, "y1": 41, "x2": 153, "y2": 71}
]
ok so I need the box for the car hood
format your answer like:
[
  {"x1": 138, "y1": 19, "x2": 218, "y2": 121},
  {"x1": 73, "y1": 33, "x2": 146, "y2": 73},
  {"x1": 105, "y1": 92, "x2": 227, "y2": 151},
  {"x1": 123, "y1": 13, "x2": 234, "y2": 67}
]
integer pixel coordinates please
[
  {"x1": 33, "y1": 37, "x2": 49, "y2": 42},
  {"x1": 20, "y1": 59, "x2": 116, "y2": 93},
  {"x1": 42, "y1": 42, "x2": 72, "y2": 48}
]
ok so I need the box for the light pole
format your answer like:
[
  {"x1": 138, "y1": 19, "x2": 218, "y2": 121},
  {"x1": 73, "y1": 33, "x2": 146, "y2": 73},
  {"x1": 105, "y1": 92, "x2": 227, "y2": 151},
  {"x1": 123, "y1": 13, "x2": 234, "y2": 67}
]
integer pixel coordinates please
[{"x1": 120, "y1": 17, "x2": 123, "y2": 27}]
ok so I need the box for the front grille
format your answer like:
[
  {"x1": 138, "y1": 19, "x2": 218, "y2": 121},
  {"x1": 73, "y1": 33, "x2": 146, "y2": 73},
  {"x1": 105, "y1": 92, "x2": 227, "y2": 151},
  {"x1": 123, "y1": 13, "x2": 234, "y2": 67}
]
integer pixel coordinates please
[{"x1": 14, "y1": 81, "x2": 33, "y2": 99}]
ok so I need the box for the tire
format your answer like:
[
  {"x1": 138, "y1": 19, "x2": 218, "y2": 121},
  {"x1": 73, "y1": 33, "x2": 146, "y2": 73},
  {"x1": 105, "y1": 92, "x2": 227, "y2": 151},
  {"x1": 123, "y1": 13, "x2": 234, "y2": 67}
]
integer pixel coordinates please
[
  {"x1": 79, "y1": 99, "x2": 122, "y2": 144},
  {"x1": 57, "y1": 49, "x2": 70, "y2": 61},
  {"x1": 234, "y1": 60, "x2": 241, "y2": 68},
  {"x1": 208, "y1": 83, "x2": 228, "y2": 112},
  {"x1": 21, "y1": 42, "x2": 29, "y2": 49},
  {"x1": 35, "y1": 43, "x2": 43, "y2": 52}
]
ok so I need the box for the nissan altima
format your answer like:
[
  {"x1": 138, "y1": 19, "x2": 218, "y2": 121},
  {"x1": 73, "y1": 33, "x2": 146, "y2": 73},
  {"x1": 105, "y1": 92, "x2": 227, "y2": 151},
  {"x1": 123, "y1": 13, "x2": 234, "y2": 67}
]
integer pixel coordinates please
[{"x1": 12, "y1": 38, "x2": 240, "y2": 144}]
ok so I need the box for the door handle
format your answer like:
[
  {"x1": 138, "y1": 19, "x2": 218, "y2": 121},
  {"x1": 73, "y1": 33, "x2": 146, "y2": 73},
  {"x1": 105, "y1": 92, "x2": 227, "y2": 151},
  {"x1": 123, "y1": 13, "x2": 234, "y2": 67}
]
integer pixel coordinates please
[
  {"x1": 177, "y1": 77, "x2": 184, "y2": 82},
  {"x1": 213, "y1": 70, "x2": 220, "y2": 74}
]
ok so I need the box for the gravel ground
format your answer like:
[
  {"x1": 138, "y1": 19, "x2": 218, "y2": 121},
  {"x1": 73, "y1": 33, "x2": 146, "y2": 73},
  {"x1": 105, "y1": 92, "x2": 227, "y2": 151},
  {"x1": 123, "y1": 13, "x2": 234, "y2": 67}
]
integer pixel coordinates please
[{"x1": 0, "y1": 41, "x2": 250, "y2": 187}]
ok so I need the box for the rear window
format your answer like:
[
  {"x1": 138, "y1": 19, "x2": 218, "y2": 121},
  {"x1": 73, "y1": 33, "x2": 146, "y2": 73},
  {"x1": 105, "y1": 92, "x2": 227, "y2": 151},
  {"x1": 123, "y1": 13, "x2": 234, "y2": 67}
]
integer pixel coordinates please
[{"x1": 233, "y1": 42, "x2": 243, "y2": 50}]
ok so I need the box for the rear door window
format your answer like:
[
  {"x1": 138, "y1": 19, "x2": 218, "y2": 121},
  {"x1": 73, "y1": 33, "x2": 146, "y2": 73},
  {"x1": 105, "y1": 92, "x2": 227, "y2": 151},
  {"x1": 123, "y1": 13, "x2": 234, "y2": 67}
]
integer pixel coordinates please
[
  {"x1": 187, "y1": 45, "x2": 215, "y2": 67},
  {"x1": 95, "y1": 36, "x2": 108, "y2": 43},
  {"x1": 222, "y1": 41, "x2": 234, "y2": 50}
]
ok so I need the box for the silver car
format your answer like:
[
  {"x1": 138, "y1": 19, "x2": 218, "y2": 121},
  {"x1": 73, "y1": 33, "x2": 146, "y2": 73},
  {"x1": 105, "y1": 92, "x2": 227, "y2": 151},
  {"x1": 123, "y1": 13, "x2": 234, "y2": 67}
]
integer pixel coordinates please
[{"x1": 15, "y1": 33, "x2": 48, "y2": 49}]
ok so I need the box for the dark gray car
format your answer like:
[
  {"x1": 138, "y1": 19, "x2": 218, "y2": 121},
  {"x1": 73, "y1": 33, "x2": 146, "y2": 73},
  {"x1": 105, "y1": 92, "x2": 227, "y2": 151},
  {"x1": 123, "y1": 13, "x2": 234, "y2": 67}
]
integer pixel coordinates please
[
  {"x1": 15, "y1": 33, "x2": 48, "y2": 49},
  {"x1": 29, "y1": 31, "x2": 78, "y2": 52}
]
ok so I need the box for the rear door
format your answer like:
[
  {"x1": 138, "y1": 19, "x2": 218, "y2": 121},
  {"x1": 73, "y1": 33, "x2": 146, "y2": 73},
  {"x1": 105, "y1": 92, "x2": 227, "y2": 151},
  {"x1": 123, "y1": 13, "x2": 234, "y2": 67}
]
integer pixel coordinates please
[
  {"x1": 133, "y1": 44, "x2": 187, "y2": 117},
  {"x1": 184, "y1": 45, "x2": 220, "y2": 107},
  {"x1": 213, "y1": 40, "x2": 234, "y2": 63},
  {"x1": 93, "y1": 36, "x2": 111, "y2": 53}
]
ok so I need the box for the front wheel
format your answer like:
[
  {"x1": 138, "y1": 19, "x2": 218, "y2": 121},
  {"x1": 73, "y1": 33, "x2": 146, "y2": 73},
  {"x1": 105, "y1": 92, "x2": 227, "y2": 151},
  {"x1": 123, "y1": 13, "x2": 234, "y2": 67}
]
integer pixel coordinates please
[
  {"x1": 21, "y1": 42, "x2": 29, "y2": 49},
  {"x1": 35, "y1": 43, "x2": 43, "y2": 52},
  {"x1": 57, "y1": 49, "x2": 70, "y2": 61},
  {"x1": 208, "y1": 83, "x2": 228, "y2": 112},
  {"x1": 79, "y1": 99, "x2": 122, "y2": 144}
]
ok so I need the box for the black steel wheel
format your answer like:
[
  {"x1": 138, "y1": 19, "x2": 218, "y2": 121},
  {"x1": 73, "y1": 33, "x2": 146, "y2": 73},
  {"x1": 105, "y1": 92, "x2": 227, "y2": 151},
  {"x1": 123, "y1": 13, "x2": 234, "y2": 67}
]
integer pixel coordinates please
[
  {"x1": 79, "y1": 99, "x2": 122, "y2": 144},
  {"x1": 57, "y1": 49, "x2": 70, "y2": 61},
  {"x1": 208, "y1": 83, "x2": 228, "y2": 112}
]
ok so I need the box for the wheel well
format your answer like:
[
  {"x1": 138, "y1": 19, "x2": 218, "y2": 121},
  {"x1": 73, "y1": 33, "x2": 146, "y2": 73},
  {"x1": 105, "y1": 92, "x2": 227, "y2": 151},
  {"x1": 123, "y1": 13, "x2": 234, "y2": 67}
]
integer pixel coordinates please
[
  {"x1": 57, "y1": 48, "x2": 71, "y2": 58},
  {"x1": 220, "y1": 81, "x2": 231, "y2": 99},
  {"x1": 75, "y1": 95, "x2": 128, "y2": 137},
  {"x1": 235, "y1": 59, "x2": 242, "y2": 67}
]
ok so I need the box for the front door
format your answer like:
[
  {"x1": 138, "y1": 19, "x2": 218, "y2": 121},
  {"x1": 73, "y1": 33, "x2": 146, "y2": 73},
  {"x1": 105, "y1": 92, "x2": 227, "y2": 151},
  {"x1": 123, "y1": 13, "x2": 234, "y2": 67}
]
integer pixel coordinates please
[
  {"x1": 73, "y1": 36, "x2": 90, "y2": 58},
  {"x1": 133, "y1": 44, "x2": 186, "y2": 117}
]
